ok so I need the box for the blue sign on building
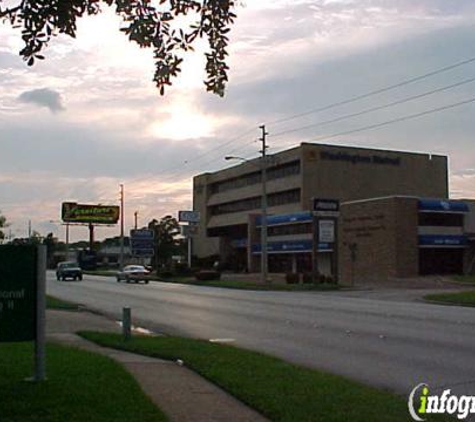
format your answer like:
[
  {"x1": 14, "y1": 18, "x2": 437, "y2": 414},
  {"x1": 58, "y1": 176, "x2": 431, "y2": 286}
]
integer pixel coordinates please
[
  {"x1": 418, "y1": 234, "x2": 468, "y2": 247},
  {"x1": 418, "y1": 199, "x2": 469, "y2": 213},
  {"x1": 252, "y1": 240, "x2": 332, "y2": 254}
]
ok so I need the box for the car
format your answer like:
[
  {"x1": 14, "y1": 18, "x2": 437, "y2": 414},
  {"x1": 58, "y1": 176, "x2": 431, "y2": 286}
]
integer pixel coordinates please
[
  {"x1": 117, "y1": 265, "x2": 150, "y2": 284},
  {"x1": 56, "y1": 261, "x2": 83, "y2": 281}
]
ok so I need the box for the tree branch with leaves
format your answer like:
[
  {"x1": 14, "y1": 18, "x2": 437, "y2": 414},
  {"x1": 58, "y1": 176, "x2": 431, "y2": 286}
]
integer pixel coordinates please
[{"x1": 0, "y1": 0, "x2": 237, "y2": 96}]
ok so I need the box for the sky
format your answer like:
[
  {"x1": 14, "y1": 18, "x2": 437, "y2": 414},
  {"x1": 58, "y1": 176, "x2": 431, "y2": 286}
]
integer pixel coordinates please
[{"x1": 1, "y1": 0, "x2": 475, "y2": 242}]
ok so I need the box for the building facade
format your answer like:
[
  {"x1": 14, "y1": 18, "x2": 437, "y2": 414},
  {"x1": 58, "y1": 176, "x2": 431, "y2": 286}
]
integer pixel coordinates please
[{"x1": 193, "y1": 143, "x2": 449, "y2": 275}]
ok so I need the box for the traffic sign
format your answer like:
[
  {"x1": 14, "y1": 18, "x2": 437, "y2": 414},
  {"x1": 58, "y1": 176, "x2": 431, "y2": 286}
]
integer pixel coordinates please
[
  {"x1": 178, "y1": 210, "x2": 200, "y2": 223},
  {"x1": 130, "y1": 229, "x2": 154, "y2": 257}
]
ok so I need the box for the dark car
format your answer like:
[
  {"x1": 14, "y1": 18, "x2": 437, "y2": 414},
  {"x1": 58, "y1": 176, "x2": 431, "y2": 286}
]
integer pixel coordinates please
[
  {"x1": 56, "y1": 261, "x2": 83, "y2": 281},
  {"x1": 116, "y1": 265, "x2": 150, "y2": 284}
]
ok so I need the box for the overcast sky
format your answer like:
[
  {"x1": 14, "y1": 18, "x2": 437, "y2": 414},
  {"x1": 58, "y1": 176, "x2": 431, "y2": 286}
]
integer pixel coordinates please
[{"x1": 1, "y1": 0, "x2": 475, "y2": 242}]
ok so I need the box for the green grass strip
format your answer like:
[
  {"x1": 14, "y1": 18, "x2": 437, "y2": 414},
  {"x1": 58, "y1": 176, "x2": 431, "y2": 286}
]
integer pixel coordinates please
[
  {"x1": 46, "y1": 295, "x2": 81, "y2": 311},
  {"x1": 0, "y1": 342, "x2": 167, "y2": 422},
  {"x1": 425, "y1": 290, "x2": 475, "y2": 307},
  {"x1": 79, "y1": 332, "x2": 448, "y2": 422}
]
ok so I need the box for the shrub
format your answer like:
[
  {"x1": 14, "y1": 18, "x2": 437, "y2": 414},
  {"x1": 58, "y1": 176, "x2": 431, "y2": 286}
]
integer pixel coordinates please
[
  {"x1": 286, "y1": 273, "x2": 300, "y2": 284},
  {"x1": 195, "y1": 270, "x2": 221, "y2": 281},
  {"x1": 158, "y1": 270, "x2": 174, "y2": 279},
  {"x1": 302, "y1": 273, "x2": 314, "y2": 284}
]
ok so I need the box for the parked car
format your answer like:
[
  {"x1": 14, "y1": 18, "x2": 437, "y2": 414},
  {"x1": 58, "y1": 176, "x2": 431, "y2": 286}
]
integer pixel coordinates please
[
  {"x1": 56, "y1": 261, "x2": 83, "y2": 281},
  {"x1": 116, "y1": 265, "x2": 150, "y2": 284}
]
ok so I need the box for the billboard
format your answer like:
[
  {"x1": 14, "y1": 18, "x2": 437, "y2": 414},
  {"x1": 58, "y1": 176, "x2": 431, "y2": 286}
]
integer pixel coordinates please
[{"x1": 61, "y1": 202, "x2": 120, "y2": 224}]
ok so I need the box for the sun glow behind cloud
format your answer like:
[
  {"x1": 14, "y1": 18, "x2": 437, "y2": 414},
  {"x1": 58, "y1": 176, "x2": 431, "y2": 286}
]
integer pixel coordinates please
[{"x1": 2, "y1": 1, "x2": 475, "y2": 241}]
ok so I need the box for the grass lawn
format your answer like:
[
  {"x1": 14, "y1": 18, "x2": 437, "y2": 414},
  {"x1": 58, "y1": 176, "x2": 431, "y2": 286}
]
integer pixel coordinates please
[
  {"x1": 79, "y1": 332, "x2": 448, "y2": 422},
  {"x1": 46, "y1": 295, "x2": 81, "y2": 311},
  {"x1": 84, "y1": 270, "x2": 339, "y2": 291},
  {"x1": 160, "y1": 277, "x2": 339, "y2": 291},
  {"x1": 0, "y1": 342, "x2": 167, "y2": 422},
  {"x1": 452, "y1": 275, "x2": 475, "y2": 284},
  {"x1": 425, "y1": 290, "x2": 475, "y2": 307}
]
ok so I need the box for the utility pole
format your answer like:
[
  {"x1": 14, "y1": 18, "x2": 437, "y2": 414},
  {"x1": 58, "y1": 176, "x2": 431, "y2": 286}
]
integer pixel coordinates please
[
  {"x1": 260, "y1": 124, "x2": 269, "y2": 284},
  {"x1": 28, "y1": 220, "x2": 31, "y2": 240},
  {"x1": 134, "y1": 211, "x2": 138, "y2": 230},
  {"x1": 120, "y1": 184, "x2": 125, "y2": 270}
]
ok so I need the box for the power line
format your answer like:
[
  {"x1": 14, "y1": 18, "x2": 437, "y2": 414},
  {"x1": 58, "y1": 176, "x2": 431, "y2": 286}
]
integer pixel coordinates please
[
  {"x1": 266, "y1": 55, "x2": 475, "y2": 127},
  {"x1": 273, "y1": 95, "x2": 475, "y2": 149},
  {"x1": 270, "y1": 75, "x2": 475, "y2": 138}
]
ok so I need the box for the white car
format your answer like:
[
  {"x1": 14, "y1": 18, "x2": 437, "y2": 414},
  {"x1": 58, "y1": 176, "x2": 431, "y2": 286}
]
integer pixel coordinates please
[{"x1": 116, "y1": 265, "x2": 150, "y2": 284}]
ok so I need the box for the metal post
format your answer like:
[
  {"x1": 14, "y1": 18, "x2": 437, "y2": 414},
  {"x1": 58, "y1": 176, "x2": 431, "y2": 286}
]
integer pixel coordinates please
[
  {"x1": 260, "y1": 125, "x2": 269, "y2": 284},
  {"x1": 65, "y1": 223, "x2": 70, "y2": 260},
  {"x1": 134, "y1": 211, "x2": 138, "y2": 230},
  {"x1": 119, "y1": 184, "x2": 125, "y2": 270},
  {"x1": 35, "y1": 245, "x2": 47, "y2": 381},
  {"x1": 312, "y1": 214, "x2": 319, "y2": 283},
  {"x1": 122, "y1": 307, "x2": 131, "y2": 341},
  {"x1": 188, "y1": 234, "x2": 192, "y2": 268}
]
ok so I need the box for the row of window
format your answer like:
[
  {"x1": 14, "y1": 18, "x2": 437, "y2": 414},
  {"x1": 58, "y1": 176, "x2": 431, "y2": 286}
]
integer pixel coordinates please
[
  {"x1": 418, "y1": 213, "x2": 464, "y2": 227},
  {"x1": 257, "y1": 223, "x2": 312, "y2": 237},
  {"x1": 210, "y1": 189, "x2": 301, "y2": 216},
  {"x1": 210, "y1": 161, "x2": 300, "y2": 194}
]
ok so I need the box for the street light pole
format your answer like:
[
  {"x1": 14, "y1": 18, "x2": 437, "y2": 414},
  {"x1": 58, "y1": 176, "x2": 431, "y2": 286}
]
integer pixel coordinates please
[
  {"x1": 120, "y1": 184, "x2": 124, "y2": 270},
  {"x1": 259, "y1": 125, "x2": 269, "y2": 284}
]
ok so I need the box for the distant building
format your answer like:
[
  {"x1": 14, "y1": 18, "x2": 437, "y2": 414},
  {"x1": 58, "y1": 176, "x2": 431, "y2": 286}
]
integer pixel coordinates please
[{"x1": 191, "y1": 142, "x2": 473, "y2": 283}]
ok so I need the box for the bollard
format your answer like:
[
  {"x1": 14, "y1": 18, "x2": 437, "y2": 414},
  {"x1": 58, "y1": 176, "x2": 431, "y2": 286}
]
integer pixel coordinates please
[{"x1": 122, "y1": 307, "x2": 131, "y2": 341}]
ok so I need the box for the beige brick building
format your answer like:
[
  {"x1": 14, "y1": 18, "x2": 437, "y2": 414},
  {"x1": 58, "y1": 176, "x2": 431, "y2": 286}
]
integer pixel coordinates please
[{"x1": 192, "y1": 142, "x2": 453, "y2": 279}]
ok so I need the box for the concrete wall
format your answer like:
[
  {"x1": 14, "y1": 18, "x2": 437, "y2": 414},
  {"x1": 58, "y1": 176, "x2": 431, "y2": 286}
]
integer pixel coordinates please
[
  {"x1": 301, "y1": 143, "x2": 448, "y2": 207},
  {"x1": 338, "y1": 197, "x2": 418, "y2": 285}
]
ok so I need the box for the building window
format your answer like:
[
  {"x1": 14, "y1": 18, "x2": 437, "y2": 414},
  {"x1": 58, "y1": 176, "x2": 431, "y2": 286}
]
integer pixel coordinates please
[
  {"x1": 210, "y1": 161, "x2": 300, "y2": 194},
  {"x1": 418, "y1": 213, "x2": 464, "y2": 227},
  {"x1": 210, "y1": 189, "x2": 301, "y2": 216},
  {"x1": 259, "y1": 223, "x2": 312, "y2": 237}
]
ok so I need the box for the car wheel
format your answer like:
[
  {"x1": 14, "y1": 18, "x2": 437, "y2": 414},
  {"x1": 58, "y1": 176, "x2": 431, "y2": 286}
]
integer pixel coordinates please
[
  {"x1": 56, "y1": 276, "x2": 60, "y2": 281},
  {"x1": 78, "y1": 275, "x2": 83, "y2": 281},
  {"x1": 62, "y1": 277, "x2": 66, "y2": 281},
  {"x1": 145, "y1": 280, "x2": 149, "y2": 284},
  {"x1": 116, "y1": 277, "x2": 120, "y2": 282}
]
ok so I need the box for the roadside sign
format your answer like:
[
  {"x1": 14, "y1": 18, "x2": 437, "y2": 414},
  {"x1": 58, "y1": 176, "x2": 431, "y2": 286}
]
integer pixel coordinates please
[
  {"x1": 312, "y1": 198, "x2": 340, "y2": 217},
  {"x1": 130, "y1": 229, "x2": 154, "y2": 257},
  {"x1": 178, "y1": 210, "x2": 200, "y2": 223},
  {"x1": 318, "y1": 220, "x2": 335, "y2": 243},
  {"x1": 181, "y1": 224, "x2": 199, "y2": 237},
  {"x1": 0, "y1": 245, "x2": 37, "y2": 342}
]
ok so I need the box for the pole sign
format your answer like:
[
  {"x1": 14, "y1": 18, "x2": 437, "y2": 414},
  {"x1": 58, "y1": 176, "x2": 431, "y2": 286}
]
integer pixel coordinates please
[
  {"x1": 312, "y1": 198, "x2": 340, "y2": 217},
  {"x1": 62, "y1": 202, "x2": 120, "y2": 224},
  {"x1": 318, "y1": 220, "x2": 335, "y2": 243},
  {"x1": 180, "y1": 224, "x2": 199, "y2": 238},
  {"x1": 178, "y1": 210, "x2": 200, "y2": 223},
  {"x1": 130, "y1": 229, "x2": 154, "y2": 257},
  {"x1": 0, "y1": 245, "x2": 37, "y2": 342}
]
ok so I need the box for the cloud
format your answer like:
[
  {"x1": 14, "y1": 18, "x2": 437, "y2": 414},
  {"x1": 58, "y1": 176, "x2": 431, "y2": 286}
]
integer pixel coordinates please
[{"x1": 18, "y1": 88, "x2": 65, "y2": 113}]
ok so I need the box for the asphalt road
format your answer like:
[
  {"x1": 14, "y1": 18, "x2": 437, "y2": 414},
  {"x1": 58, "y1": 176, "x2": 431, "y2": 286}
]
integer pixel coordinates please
[{"x1": 47, "y1": 272, "x2": 475, "y2": 396}]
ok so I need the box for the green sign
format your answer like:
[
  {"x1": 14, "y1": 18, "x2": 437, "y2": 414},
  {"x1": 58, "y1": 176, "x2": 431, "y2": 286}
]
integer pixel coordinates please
[
  {"x1": 0, "y1": 245, "x2": 37, "y2": 342},
  {"x1": 61, "y1": 202, "x2": 120, "y2": 224}
]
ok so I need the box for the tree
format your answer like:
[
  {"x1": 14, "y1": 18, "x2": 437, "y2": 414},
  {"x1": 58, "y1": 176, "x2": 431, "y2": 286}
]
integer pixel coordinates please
[
  {"x1": 0, "y1": 0, "x2": 237, "y2": 96},
  {"x1": 148, "y1": 215, "x2": 180, "y2": 270},
  {"x1": 0, "y1": 212, "x2": 7, "y2": 242}
]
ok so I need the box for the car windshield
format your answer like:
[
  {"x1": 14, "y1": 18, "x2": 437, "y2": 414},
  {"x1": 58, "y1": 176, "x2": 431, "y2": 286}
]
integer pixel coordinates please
[
  {"x1": 61, "y1": 262, "x2": 78, "y2": 268},
  {"x1": 126, "y1": 266, "x2": 145, "y2": 271}
]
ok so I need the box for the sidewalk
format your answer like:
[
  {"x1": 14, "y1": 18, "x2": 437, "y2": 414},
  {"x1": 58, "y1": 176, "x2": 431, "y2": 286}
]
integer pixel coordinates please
[{"x1": 46, "y1": 309, "x2": 267, "y2": 422}]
